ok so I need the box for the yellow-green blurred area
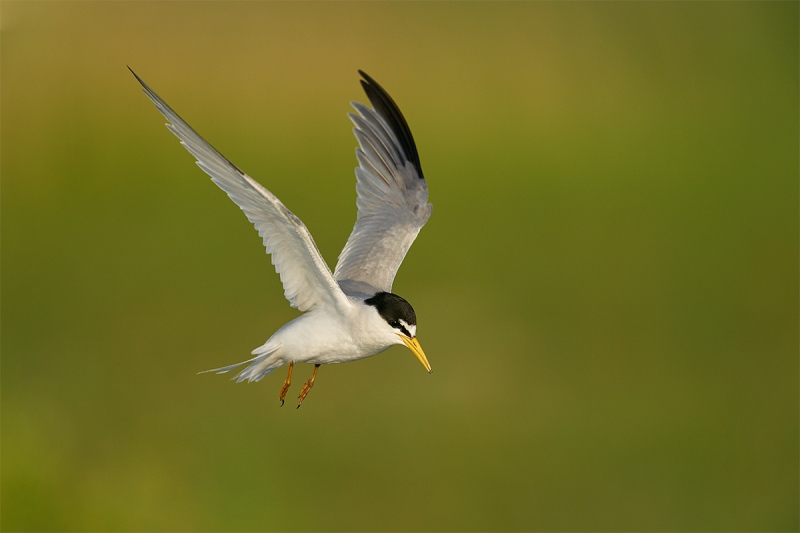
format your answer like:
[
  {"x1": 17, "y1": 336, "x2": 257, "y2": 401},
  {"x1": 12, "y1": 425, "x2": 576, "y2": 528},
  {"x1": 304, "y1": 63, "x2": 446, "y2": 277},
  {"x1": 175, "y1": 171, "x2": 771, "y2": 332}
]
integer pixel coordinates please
[{"x1": 2, "y1": 1, "x2": 797, "y2": 531}]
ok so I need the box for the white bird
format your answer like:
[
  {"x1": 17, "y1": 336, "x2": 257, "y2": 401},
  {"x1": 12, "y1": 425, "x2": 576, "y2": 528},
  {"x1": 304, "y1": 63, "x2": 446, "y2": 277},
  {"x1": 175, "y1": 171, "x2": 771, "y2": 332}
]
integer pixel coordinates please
[{"x1": 131, "y1": 68, "x2": 432, "y2": 407}]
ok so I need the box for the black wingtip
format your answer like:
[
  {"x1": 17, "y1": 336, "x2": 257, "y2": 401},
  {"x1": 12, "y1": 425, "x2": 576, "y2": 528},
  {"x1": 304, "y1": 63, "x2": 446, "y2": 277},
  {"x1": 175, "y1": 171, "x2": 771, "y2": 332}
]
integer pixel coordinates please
[
  {"x1": 357, "y1": 70, "x2": 424, "y2": 180},
  {"x1": 128, "y1": 66, "x2": 152, "y2": 94},
  {"x1": 127, "y1": 65, "x2": 142, "y2": 83}
]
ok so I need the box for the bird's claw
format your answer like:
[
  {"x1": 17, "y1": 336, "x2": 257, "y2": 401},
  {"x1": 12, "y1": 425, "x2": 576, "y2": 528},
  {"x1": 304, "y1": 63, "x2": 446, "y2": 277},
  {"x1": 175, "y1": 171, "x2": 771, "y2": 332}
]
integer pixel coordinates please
[
  {"x1": 278, "y1": 362, "x2": 293, "y2": 408},
  {"x1": 297, "y1": 384, "x2": 312, "y2": 408},
  {"x1": 296, "y1": 368, "x2": 318, "y2": 409}
]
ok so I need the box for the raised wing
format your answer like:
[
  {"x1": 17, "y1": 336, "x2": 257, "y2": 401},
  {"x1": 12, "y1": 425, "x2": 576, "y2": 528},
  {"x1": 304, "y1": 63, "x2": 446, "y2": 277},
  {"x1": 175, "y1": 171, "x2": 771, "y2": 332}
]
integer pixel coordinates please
[
  {"x1": 130, "y1": 68, "x2": 350, "y2": 313},
  {"x1": 334, "y1": 71, "x2": 432, "y2": 294}
]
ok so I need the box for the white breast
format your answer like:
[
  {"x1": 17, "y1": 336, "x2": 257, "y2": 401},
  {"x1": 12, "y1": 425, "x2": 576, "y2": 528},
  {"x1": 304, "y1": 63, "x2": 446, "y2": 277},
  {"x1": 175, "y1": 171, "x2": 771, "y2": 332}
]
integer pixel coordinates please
[{"x1": 271, "y1": 300, "x2": 400, "y2": 365}]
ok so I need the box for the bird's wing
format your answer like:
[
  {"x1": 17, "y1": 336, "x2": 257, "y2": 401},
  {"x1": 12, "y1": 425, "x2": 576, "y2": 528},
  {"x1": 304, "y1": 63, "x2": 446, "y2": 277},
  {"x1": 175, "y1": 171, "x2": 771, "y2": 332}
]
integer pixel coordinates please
[
  {"x1": 333, "y1": 71, "x2": 432, "y2": 294},
  {"x1": 131, "y1": 68, "x2": 350, "y2": 313}
]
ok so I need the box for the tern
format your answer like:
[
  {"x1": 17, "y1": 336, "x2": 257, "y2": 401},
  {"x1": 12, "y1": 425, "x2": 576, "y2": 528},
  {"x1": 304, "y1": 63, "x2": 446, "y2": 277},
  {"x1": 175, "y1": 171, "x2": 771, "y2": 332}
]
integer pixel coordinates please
[{"x1": 131, "y1": 68, "x2": 432, "y2": 407}]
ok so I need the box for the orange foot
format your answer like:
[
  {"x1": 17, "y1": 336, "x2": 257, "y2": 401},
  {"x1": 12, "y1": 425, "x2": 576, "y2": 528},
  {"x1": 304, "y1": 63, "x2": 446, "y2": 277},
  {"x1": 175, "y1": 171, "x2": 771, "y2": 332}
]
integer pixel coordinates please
[
  {"x1": 279, "y1": 362, "x2": 294, "y2": 407},
  {"x1": 297, "y1": 364, "x2": 320, "y2": 409}
]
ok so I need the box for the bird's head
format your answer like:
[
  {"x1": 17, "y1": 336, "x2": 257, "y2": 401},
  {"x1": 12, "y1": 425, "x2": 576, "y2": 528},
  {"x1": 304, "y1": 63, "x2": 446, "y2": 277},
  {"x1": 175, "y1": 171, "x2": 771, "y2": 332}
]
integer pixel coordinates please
[{"x1": 365, "y1": 291, "x2": 431, "y2": 373}]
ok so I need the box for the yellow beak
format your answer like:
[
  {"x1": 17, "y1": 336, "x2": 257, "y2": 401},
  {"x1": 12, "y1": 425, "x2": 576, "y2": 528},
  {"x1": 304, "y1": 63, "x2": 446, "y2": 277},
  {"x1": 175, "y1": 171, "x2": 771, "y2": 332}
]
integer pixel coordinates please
[{"x1": 399, "y1": 335, "x2": 432, "y2": 373}]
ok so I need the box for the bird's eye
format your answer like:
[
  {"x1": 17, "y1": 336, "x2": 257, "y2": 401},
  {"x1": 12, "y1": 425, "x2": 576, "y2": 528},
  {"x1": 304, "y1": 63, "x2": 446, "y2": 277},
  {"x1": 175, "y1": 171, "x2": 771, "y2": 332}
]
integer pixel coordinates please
[{"x1": 389, "y1": 321, "x2": 405, "y2": 334}]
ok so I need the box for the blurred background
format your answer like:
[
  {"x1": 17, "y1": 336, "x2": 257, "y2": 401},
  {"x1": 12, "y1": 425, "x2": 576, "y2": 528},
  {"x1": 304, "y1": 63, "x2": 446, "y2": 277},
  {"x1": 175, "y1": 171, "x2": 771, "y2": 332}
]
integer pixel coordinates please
[{"x1": 2, "y1": 2, "x2": 797, "y2": 531}]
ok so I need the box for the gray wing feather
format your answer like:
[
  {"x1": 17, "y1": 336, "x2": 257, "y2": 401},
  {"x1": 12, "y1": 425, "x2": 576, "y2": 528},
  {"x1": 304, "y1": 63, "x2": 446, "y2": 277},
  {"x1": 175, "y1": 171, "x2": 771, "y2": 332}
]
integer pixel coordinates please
[
  {"x1": 131, "y1": 68, "x2": 349, "y2": 313},
  {"x1": 334, "y1": 80, "x2": 432, "y2": 293}
]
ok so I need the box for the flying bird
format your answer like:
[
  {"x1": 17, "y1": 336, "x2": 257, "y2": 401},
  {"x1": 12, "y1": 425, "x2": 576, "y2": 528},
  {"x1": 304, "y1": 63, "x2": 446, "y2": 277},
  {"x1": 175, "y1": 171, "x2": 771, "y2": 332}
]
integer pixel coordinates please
[{"x1": 131, "y1": 68, "x2": 432, "y2": 407}]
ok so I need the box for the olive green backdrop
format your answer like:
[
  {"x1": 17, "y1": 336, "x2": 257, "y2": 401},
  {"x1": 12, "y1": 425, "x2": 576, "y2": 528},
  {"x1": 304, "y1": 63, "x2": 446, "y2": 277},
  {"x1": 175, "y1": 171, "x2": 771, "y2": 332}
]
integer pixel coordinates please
[{"x1": 2, "y1": 2, "x2": 797, "y2": 531}]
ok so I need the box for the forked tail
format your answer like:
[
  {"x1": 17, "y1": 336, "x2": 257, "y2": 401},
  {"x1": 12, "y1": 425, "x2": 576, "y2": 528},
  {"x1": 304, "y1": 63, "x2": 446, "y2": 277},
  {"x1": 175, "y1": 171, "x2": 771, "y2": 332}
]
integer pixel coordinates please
[{"x1": 198, "y1": 342, "x2": 283, "y2": 383}]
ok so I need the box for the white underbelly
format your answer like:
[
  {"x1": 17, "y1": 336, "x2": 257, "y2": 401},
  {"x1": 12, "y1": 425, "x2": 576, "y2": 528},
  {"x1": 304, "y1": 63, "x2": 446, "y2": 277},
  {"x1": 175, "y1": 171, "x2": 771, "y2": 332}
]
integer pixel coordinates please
[{"x1": 272, "y1": 312, "x2": 390, "y2": 365}]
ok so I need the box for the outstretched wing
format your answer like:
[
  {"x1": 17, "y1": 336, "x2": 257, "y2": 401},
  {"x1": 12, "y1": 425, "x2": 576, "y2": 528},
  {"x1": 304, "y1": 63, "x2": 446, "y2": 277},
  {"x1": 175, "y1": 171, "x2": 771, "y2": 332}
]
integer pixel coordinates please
[
  {"x1": 334, "y1": 71, "x2": 432, "y2": 294},
  {"x1": 131, "y1": 68, "x2": 350, "y2": 313}
]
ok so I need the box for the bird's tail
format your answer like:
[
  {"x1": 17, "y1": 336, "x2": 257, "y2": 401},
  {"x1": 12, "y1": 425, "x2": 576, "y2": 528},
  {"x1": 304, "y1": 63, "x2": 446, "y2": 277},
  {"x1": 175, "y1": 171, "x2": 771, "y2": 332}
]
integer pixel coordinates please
[{"x1": 198, "y1": 342, "x2": 284, "y2": 383}]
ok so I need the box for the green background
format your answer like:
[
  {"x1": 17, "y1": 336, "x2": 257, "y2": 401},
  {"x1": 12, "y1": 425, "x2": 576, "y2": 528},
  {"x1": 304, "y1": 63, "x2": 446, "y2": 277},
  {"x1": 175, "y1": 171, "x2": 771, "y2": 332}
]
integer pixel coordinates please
[{"x1": 2, "y1": 2, "x2": 797, "y2": 531}]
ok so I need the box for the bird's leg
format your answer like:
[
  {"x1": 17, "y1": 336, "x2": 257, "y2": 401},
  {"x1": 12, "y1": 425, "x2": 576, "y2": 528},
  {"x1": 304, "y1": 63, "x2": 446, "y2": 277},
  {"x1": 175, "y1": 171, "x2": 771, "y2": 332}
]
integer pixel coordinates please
[
  {"x1": 279, "y1": 361, "x2": 294, "y2": 407},
  {"x1": 297, "y1": 364, "x2": 320, "y2": 409}
]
